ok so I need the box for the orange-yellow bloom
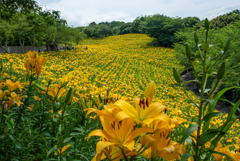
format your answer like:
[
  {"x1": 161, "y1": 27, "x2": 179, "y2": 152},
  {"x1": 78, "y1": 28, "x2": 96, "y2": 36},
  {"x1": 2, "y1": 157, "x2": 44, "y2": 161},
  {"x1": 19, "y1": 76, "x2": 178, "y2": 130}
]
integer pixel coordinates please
[
  {"x1": 87, "y1": 115, "x2": 153, "y2": 159},
  {"x1": 48, "y1": 84, "x2": 66, "y2": 101},
  {"x1": 5, "y1": 80, "x2": 23, "y2": 91},
  {"x1": 114, "y1": 98, "x2": 168, "y2": 125},
  {"x1": 140, "y1": 129, "x2": 185, "y2": 160}
]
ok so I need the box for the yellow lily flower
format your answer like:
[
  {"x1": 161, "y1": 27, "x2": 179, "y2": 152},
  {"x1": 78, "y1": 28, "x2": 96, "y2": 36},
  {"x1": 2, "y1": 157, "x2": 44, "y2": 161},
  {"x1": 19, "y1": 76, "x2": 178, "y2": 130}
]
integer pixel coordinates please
[
  {"x1": 87, "y1": 115, "x2": 153, "y2": 158},
  {"x1": 36, "y1": 55, "x2": 47, "y2": 65},
  {"x1": 113, "y1": 81, "x2": 168, "y2": 125},
  {"x1": 27, "y1": 51, "x2": 38, "y2": 59},
  {"x1": 231, "y1": 151, "x2": 240, "y2": 161},
  {"x1": 5, "y1": 80, "x2": 23, "y2": 91},
  {"x1": 0, "y1": 90, "x2": 6, "y2": 99},
  {"x1": 114, "y1": 98, "x2": 167, "y2": 125},
  {"x1": 35, "y1": 64, "x2": 42, "y2": 77},
  {"x1": 213, "y1": 142, "x2": 224, "y2": 161},
  {"x1": 149, "y1": 116, "x2": 172, "y2": 132},
  {"x1": 140, "y1": 129, "x2": 185, "y2": 160},
  {"x1": 84, "y1": 103, "x2": 121, "y2": 118},
  {"x1": 24, "y1": 57, "x2": 36, "y2": 73},
  {"x1": 144, "y1": 80, "x2": 155, "y2": 103},
  {"x1": 48, "y1": 84, "x2": 66, "y2": 101}
]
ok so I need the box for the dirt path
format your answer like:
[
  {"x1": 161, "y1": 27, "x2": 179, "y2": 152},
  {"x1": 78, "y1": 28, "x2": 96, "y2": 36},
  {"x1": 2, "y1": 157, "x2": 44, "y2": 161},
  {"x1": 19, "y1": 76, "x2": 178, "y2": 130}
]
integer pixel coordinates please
[{"x1": 181, "y1": 71, "x2": 240, "y2": 116}]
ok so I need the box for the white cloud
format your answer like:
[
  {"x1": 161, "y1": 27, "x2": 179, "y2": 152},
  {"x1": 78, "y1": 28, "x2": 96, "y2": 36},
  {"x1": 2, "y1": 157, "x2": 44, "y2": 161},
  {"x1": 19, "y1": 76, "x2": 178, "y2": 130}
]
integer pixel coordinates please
[{"x1": 37, "y1": 0, "x2": 240, "y2": 26}]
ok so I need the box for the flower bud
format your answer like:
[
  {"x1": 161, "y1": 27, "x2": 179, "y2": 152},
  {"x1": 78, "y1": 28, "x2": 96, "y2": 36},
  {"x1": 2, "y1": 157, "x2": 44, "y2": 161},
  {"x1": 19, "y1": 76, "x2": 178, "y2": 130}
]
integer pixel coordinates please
[
  {"x1": 217, "y1": 62, "x2": 225, "y2": 80},
  {"x1": 186, "y1": 44, "x2": 192, "y2": 60},
  {"x1": 173, "y1": 67, "x2": 181, "y2": 84}
]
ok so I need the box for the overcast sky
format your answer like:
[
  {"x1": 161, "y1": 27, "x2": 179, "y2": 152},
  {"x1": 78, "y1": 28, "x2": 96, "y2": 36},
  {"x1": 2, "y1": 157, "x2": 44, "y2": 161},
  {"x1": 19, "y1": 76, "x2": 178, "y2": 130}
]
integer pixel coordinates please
[{"x1": 37, "y1": 0, "x2": 240, "y2": 27}]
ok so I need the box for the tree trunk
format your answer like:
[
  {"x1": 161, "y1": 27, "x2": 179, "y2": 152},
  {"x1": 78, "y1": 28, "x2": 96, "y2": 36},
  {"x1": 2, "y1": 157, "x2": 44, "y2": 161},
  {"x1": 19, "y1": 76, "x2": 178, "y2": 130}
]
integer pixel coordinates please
[
  {"x1": 19, "y1": 37, "x2": 25, "y2": 54},
  {"x1": 0, "y1": 35, "x2": 9, "y2": 54},
  {"x1": 28, "y1": 36, "x2": 35, "y2": 51}
]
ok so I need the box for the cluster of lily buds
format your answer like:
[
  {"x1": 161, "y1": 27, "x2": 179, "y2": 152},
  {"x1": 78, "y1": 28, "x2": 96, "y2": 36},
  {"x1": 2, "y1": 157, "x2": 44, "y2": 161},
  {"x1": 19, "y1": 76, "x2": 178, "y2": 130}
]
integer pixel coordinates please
[{"x1": 24, "y1": 51, "x2": 47, "y2": 77}]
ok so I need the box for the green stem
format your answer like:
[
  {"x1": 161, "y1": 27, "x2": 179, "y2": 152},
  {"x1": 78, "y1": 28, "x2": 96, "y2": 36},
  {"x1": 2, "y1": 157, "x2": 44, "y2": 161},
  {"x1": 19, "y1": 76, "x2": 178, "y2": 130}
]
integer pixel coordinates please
[
  {"x1": 4, "y1": 134, "x2": 7, "y2": 161},
  {"x1": 1, "y1": 102, "x2": 4, "y2": 124},
  {"x1": 120, "y1": 147, "x2": 129, "y2": 161},
  {"x1": 183, "y1": 90, "x2": 200, "y2": 108},
  {"x1": 60, "y1": 103, "x2": 67, "y2": 161},
  {"x1": 194, "y1": 50, "x2": 207, "y2": 161}
]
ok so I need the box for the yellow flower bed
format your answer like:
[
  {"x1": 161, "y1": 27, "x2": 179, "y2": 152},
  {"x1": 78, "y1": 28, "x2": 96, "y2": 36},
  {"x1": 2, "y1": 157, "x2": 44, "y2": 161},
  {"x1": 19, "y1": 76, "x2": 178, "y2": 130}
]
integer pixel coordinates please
[{"x1": 1, "y1": 33, "x2": 239, "y2": 146}]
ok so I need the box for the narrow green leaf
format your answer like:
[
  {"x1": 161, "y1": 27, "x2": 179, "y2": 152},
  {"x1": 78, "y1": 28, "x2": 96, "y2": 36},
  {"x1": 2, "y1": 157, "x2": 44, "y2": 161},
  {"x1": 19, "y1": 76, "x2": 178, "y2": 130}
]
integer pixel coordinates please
[
  {"x1": 194, "y1": 31, "x2": 198, "y2": 45},
  {"x1": 47, "y1": 147, "x2": 58, "y2": 158},
  {"x1": 186, "y1": 106, "x2": 191, "y2": 116},
  {"x1": 182, "y1": 80, "x2": 200, "y2": 84},
  {"x1": 202, "y1": 112, "x2": 222, "y2": 123},
  {"x1": 70, "y1": 132, "x2": 82, "y2": 136},
  {"x1": 207, "y1": 129, "x2": 221, "y2": 133},
  {"x1": 180, "y1": 153, "x2": 192, "y2": 161},
  {"x1": 210, "y1": 150, "x2": 234, "y2": 160},
  {"x1": 227, "y1": 98, "x2": 240, "y2": 123},
  {"x1": 64, "y1": 114, "x2": 77, "y2": 121},
  {"x1": 223, "y1": 38, "x2": 231, "y2": 53},
  {"x1": 173, "y1": 67, "x2": 181, "y2": 84},
  {"x1": 198, "y1": 132, "x2": 218, "y2": 146},
  {"x1": 7, "y1": 121, "x2": 14, "y2": 132},
  {"x1": 4, "y1": 124, "x2": 9, "y2": 135},
  {"x1": 60, "y1": 82, "x2": 68, "y2": 88},
  {"x1": 217, "y1": 62, "x2": 225, "y2": 80},
  {"x1": 71, "y1": 127, "x2": 84, "y2": 133},
  {"x1": 98, "y1": 103, "x2": 104, "y2": 110},
  {"x1": 201, "y1": 99, "x2": 215, "y2": 110},
  {"x1": 212, "y1": 86, "x2": 240, "y2": 112},
  {"x1": 65, "y1": 88, "x2": 74, "y2": 105},
  {"x1": 181, "y1": 124, "x2": 199, "y2": 144},
  {"x1": 219, "y1": 98, "x2": 235, "y2": 106},
  {"x1": 34, "y1": 83, "x2": 46, "y2": 91},
  {"x1": 98, "y1": 94, "x2": 103, "y2": 103},
  {"x1": 210, "y1": 132, "x2": 225, "y2": 150},
  {"x1": 63, "y1": 137, "x2": 73, "y2": 143}
]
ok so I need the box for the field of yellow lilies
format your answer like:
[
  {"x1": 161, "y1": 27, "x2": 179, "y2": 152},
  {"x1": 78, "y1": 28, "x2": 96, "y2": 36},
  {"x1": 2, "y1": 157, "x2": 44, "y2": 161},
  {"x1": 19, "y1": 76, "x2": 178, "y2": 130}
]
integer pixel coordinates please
[{"x1": 0, "y1": 33, "x2": 239, "y2": 160}]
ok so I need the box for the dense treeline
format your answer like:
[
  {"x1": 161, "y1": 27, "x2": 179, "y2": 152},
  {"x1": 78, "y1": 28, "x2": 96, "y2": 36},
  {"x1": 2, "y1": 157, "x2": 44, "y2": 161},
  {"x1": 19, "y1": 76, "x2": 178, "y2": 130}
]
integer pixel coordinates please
[
  {"x1": 0, "y1": 0, "x2": 86, "y2": 53},
  {"x1": 82, "y1": 15, "x2": 201, "y2": 47},
  {"x1": 82, "y1": 9, "x2": 240, "y2": 48}
]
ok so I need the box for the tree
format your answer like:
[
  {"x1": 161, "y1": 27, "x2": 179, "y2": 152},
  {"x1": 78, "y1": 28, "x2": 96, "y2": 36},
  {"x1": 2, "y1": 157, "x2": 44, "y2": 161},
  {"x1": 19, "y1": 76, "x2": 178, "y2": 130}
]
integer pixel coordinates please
[
  {"x1": 96, "y1": 25, "x2": 112, "y2": 38},
  {"x1": 26, "y1": 13, "x2": 46, "y2": 50},
  {"x1": 88, "y1": 22, "x2": 97, "y2": 28},
  {"x1": 83, "y1": 27, "x2": 92, "y2": 37},
  {"x1": 13, "y1": 14, "x2": 32, "y2": 53},
  {"x1": 0, "y1": 0, "x2": 39, "y2": 21},
  {"x1": 140, "y1": 14, "x2": 200, "y2": 47},
  {"x1": 210, "y1": 9, "x2": 240, "y2": 29},
  {"x1": 131, "y1": 16, "x2": 146, "y2": 33},
  {"x1": 119, "y1": 23, "x2": 132, "y2": 35},
  {"x1": 0, "y1": 19, "x2": 15, "y2": 53}
]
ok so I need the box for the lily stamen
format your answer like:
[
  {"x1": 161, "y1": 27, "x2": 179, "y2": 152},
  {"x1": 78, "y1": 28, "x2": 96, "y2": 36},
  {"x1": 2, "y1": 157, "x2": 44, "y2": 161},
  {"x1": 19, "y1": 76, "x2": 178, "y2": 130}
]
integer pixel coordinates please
[{"x1": 111, "y1": 121, "x2": 115, "y2": 130}]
